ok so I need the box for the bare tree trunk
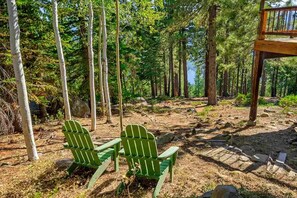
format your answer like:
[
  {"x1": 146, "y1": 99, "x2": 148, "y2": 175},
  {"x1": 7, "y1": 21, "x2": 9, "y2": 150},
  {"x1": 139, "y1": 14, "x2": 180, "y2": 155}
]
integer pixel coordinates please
[
  {"x1": 222, "y1": 70, "x2": 228, "y2": 97},
  {"x1": 7, "y1": 0, "x2": 38, "y2": 161},
  {"x1": 182, "y1": 33, "x2": 189, "y2": 98},
  {"x1": 52, "y1": 0, "x2": 71, "y2": 120},
  {"x1": 174, "y1": 73, "x2": 179, "y2": 96},
  {"x1": 178, "y1": 40, "x2": 182, "y2": 96},
  {"x1": 169, "y1": 40, "x2": 175, "y2": 97},
  {"x1": 236, "y1": 62, "x2": 240, "y2": 95},
  {"x1": 205, "y1": 50, "x2": 209, "y2": 97},
  {"x1": 102, "y1": 0, "x2": 112, "y2": 123},
  {"x1": 88, "y1": 1, "x2": 96, "y2": 131},
  {"x1": 207, "y1": 5, "x2": 217, "y2": 105},
  {"x1": 164, "y1": 73, "x2": 168, "y2": 96},
  {"x1": 98, "y1": 9, "x2": 105, "y2": 117},
  {"x1": 260, "y1": 63, "x2": 266, "y2": 96},
  {"x1": 115, "y1": 0, "x2": 123, "y2": 131}
]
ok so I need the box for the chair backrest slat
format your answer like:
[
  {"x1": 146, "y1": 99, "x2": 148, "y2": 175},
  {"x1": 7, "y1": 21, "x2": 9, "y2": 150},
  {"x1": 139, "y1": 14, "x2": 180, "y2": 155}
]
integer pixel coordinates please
[
  {"x1": 121, "y1": 125, "x2": 161, "y2": 176},
  {"x1": 63, "y1": 120, "x2": 101, "y2": 166}
]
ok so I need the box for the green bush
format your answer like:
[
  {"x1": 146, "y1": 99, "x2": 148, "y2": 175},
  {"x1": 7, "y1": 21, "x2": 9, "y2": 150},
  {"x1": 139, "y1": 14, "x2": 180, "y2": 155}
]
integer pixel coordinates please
[
  {"x1": 279, "y1": 95, "x2": 297, "y2": 107},
  {"x1": 234, "y1": 94, "x2": 251, "y2": 106}
]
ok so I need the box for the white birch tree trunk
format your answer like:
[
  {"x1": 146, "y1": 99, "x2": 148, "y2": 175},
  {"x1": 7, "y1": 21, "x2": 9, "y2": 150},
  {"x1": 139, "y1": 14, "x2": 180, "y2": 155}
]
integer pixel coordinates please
[
  {"x1": 52, "y1": 0, "x2": 71, "y2": 120},
  {"x1": 102, "y1": 0, "x2": 112, "y2": 123},
  {"x1": 88, "y1": 0, "x2": 96, "y2": 131},
  {"x1": 98, "y1": 11, "x2": 105, "y2": 117},
  {"x1": 115, "y1": 0, "x2": 123, "y2": 131},
  {"x1": 7, "y1": 0, "x2": 39, "y2": 161}
]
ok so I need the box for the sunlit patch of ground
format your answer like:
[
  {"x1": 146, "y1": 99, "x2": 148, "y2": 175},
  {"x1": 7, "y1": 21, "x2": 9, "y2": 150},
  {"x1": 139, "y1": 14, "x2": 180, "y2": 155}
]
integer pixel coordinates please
[{"x1": 0, "y1": 98, "x2": 297, "y2": 197}]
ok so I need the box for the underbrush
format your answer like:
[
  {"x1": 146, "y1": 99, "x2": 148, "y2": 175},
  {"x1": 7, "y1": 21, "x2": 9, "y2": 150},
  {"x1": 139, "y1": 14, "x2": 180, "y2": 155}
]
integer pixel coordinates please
[
  {"x1": 279, "y1": 95, "x2": 297, "y2": 107},
  {"x1": 234, "y1": 94, "x2": 272, "y2": 107}
]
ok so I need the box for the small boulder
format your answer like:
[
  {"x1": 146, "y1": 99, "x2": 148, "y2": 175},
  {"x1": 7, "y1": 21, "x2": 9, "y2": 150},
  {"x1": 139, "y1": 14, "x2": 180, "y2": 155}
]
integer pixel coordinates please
[
  {"x1": 260, "y1": 113, "x2": 269, "y2": 118},
  {"x1": 287, "y1": 112, "x2": 294, "y2": 116},
  {"x1": 211, "y1": 185, "x2": 239, "y2": 198},
  {"x1": 264, "y1": 109, "x2": 276, "y2": 113},
  {"x1": 71, "y1": 98, "x2": 90, "y2": 117},
  {"x1": 156, "y1": 133, "x2": 175, "y2": 145}
]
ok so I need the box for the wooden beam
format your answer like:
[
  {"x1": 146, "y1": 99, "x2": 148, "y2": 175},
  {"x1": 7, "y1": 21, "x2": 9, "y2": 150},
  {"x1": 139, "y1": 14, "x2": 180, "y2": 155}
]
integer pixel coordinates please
[
  {"x1": 263, "y1": 52, "x2": 294, "y2": 59},
  {"x1": 249, "y1": 51, "x2": 264, "y2": 122},
  {"x1": 255, "y1": 40, "x2": 297, "y2": 55}
]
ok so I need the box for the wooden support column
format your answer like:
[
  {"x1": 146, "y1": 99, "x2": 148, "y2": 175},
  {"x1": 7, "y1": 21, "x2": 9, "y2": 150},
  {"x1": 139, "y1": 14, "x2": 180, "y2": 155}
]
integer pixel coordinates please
[{"x1": 249, "y1": 51, "x2": 264, "y2": 122}]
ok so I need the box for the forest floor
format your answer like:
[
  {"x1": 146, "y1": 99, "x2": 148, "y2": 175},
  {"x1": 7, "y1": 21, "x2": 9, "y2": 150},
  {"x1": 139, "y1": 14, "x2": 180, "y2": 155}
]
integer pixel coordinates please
[{"x1": 1, "y1": 98, "x2": 297, "y2": 198}]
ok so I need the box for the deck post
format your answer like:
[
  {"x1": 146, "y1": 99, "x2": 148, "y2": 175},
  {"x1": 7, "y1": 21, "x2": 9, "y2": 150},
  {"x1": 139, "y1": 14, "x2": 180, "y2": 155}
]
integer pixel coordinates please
[{"x1": 249, "y1": 51, "x2": 264, "y2": 123}]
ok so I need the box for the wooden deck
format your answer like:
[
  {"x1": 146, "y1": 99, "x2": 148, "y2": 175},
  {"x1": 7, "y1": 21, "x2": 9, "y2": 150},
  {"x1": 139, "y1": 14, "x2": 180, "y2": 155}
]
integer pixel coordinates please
[
  {"x1": 254, "y1": 38, "x2": 297, "y2": 56},
  {"x1": 249, "y1": 2, "x2": 297, "y2": 123}
]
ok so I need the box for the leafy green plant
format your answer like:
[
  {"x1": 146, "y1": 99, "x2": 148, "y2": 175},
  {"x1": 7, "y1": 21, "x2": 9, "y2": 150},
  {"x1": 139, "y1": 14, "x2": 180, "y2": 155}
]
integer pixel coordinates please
[
  {"x1": 279, "y1": 95, "x2": 297, "y2": 107},
  {"x1": 234, "y1": 94, "x2": 251, "y2": 106}
]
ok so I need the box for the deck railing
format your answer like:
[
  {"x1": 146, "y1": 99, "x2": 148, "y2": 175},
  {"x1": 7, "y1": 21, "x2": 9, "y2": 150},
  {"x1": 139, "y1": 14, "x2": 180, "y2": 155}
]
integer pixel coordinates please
[{"x1": 261, "y1": 6, "x2": 297, "y2": 37}]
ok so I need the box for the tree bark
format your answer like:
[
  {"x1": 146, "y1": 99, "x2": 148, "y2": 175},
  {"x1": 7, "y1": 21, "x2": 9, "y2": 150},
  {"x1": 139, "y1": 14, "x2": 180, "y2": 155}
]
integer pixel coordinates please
[
  {"x1": 7, "y1": 0, "x2": 39, "y2": 161},
  {"x1": 164, "y1": 73, "x2": 168, "y2": 96},
  {"x1": 178, "y1": 39, "x2": 182, "y2": 96},
  {"x1": 115, "y1": 0, "x2": 123, "y2": 131},
  {"x1": 98, "y1": 9, "x2": 105, "y2": 117},
  {"x1": 222, "y1": 69, "x2": 228, "y2": 97},
  {"x1": 169, "y1": 40, "x2": 175, "y2": 97},
  {"x1": 102, "y1": 0, "x2": 112, "y2": 123},
  {"x1": 182, "y1": 33, "x2": 189, "y2": 98},
  {"x1": 260, "y1": 63, "x2": 266, "y2": 96},
  {"x1": 174, "y1": 73, "x2": 179, "y2": 97},
  {"x1": 88, "y1": 1, "x2": 96, "y2": 131},
  {"x1": 52, "y1": 0, "x2": 71, "y2": 120},
  {"x1": 207, "y1": 5, "x2": 217, "y2": 105},
  {"x1": 236, "y1": 62, "x2": 240, "y2": 95}
]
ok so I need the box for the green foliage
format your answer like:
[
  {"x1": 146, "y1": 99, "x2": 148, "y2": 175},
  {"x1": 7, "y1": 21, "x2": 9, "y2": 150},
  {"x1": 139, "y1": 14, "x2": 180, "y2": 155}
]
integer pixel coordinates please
[
  {"x1": 234, "y1": 94, "x2": 251, "y2": 106},
  {"x1": 279, "y1": 95, "x2": 297, "y2": 107}
]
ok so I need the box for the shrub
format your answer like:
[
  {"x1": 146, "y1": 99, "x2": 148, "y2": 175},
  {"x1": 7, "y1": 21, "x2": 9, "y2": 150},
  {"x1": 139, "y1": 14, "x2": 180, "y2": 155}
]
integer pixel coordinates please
[
  {"x1": 234, "y1": 94, "x2": 251, "y2": 106},
  {"x1": 279, "y1": 95, "x2": 297, "y2": 107}
]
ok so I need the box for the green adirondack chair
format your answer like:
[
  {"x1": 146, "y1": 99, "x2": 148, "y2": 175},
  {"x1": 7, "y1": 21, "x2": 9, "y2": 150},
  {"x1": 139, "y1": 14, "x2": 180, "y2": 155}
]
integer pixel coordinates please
[
  {"x1": 117, "y1": 125, "x2": 179, "y2": 197},
  {"x1": 62, "y1": 120, "x2": 121, "y2": 189}
]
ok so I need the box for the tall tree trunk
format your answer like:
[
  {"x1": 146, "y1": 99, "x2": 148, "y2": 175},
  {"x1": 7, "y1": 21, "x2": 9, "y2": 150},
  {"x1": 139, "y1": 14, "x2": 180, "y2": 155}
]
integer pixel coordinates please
[
  {"x1": 236, "y1": 62, "x2": 240, "y2": 95},
  {"x1": 164, "y1": 73, "x2": 168, "y2": 96},
  {"x1": 7, "y1": 0, "x2": 38, "y2": 161},
  {"x1": 115, "y1": 0, "x2": 123, "y2": 131},
  {"x1": 178, "y1": 39, "x2": 182, "y2": 96},
  {"x1": 205, "y1": 50, "x2": 209, "y2": 97},
  {"x1": 260, "y1": 64, "x2": 266, "y2": 96},
  {"x1": 169, "y1": 40, "x2": 175, "y2": 97},
  {"x1": 151, "y1": 78, "x2": 156, "y2": 98},
  {"x1": 240, "y1": 68, "x2": 244, "y2": 94},
  {"x1": 52, "y1": 0, "x2": 71, "y2": 120},
  {"x1": 88, "y1": 1, "x2": 96, "y2": 131},
  {"x1": 271, "y1": 67, "x2": 276, "y2": 97},
  {"x1": 174, "y1": 73, "x2": 179, "y2": 96},
  {"x1": 98, "y1": 10, "x2": 105, "y2": 117},
  {"x1": 182, "y1": 33, "x2": 189, "y2": 98},
  {"x1": 222, "y1": 69, "x2": 228, "y2": 97},
  {"x1": 207, "y1": 5, "x2": 217, "y2": 105},
  {"x1": 102, "y1": 0, "x2": 112, "y2": 123}
]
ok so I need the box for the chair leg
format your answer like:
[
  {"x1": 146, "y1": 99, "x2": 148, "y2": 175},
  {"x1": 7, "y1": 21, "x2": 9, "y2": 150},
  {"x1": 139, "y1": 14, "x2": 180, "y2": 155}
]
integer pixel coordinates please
[
  {"x1": 153, "y1": 172, "x2": 167, "y2": 198},
  {"x1": 87, "y1": 159, "x2": 111, "y2": 189},
  {"x1": 67, "y1": 162, "x2": 78, "y2": 176},
  {"x1": 114, "y1": 153, "x2": 119, "y2": 172},
  {"x1": 169, "y1": 163, "x2": 173, "y2": 183}
]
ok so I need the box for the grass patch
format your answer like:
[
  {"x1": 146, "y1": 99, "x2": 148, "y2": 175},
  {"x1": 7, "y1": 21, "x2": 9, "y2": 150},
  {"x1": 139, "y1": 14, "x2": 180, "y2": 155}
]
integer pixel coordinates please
[
  {"x1": 219, "y1": 100, "x2": 233, "y2": 106},
  {"x1": 197, "y1": 106, "x2": 214, "y2": 117}
]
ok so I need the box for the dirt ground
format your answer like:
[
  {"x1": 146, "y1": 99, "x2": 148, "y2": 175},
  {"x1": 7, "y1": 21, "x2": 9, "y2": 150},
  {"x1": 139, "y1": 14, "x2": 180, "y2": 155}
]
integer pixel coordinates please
[{"x1": 1, "y1": 98, "x2": 297, "y2": 198}]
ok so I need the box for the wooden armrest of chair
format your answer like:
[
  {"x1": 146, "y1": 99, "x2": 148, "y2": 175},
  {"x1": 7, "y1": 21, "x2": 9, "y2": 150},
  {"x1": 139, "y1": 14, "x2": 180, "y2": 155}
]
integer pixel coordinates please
[
  {"x1": 94, "y1": 138, "x2": 121, "y2": 152},
  {"x1": 158, "y1": 146, "x2": 179, "y2": 160}
]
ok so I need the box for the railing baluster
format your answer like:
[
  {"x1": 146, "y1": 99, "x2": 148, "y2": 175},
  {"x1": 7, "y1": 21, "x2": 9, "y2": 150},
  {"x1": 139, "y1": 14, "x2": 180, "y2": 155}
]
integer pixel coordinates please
[{"x1": 262, "y1": 7, "x2": 297, "y2": 36}]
